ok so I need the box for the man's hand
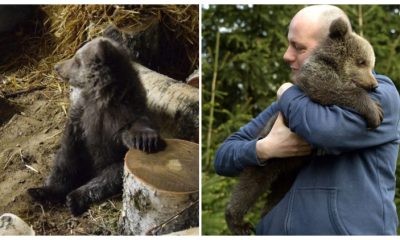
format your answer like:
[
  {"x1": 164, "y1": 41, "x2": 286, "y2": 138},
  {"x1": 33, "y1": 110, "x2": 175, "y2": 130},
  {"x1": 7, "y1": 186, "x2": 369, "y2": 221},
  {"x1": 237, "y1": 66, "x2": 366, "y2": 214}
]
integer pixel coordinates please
[
  {"x1": 277, "y1": 82, "x2": 294, "y2": 100},
  {"x1": 256, "y1": 113, "x2": 312, "y2": 161}
]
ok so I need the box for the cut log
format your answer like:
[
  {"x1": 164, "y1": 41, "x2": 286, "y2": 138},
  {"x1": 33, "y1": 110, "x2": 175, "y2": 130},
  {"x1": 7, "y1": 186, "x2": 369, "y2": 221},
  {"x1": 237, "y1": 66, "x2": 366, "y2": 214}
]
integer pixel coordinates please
[
  {"x1": 119, "y1": 138, "x2": 199, "y2": 235},
  {"x1": 135, "y1": 63, "x2": 199, "y2": 142},
  {"x1": 163, "y1": 227, "x2": 199, "y2": 236}
]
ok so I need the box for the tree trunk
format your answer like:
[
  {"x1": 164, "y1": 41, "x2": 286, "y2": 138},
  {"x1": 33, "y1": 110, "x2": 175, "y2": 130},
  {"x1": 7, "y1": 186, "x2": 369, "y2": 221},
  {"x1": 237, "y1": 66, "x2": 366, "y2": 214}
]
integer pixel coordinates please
[
  {"x1": 135, "y1": 63, "x2": 199, "y2": 142},
  {"x1": 119, "y1": 139, "x2": 199, "y2": 235},
  {"x1": 205, "y1": 31, "x2": 220, "y2": 169}
]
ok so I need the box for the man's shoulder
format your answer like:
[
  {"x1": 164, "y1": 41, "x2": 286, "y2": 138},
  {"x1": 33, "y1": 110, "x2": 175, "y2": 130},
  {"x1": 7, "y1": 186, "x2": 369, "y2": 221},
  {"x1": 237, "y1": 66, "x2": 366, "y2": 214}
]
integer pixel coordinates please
[
  {"x1": 373, "y1": 73, "x2": 400, "y2": 123},
  {"x1": 374, "y1": 72, "x2": 398, "y2": 98},
  {"x1": 375, "y1": 72, "x2": 396, "y2": 87}
]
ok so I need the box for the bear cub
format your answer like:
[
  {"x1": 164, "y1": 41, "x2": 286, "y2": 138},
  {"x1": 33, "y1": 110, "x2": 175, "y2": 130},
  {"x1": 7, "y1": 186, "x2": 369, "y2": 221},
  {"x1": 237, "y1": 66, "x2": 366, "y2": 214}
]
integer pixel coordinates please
[
  {"x1": 225, "y1": 18, "x2": 382, "y2": 235},
  {"x1": 28, "y1": 37, "x2": 165, "y2": 216}
]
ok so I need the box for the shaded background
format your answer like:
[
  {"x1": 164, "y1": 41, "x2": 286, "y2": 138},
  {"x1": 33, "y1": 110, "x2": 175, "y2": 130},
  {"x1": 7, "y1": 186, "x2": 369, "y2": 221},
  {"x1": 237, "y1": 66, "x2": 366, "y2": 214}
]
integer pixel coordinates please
[{"x1": 202, "y1": 5, "x2": 400, "y2": 235}]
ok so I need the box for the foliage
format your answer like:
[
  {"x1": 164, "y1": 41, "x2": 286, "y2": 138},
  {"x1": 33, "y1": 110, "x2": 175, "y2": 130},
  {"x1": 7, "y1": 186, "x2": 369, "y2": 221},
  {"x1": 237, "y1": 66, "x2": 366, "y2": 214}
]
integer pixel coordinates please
[
  {"x1": 202, "y1": 4, "x2": 400, "y2": 235},
  {"x1": 202, "y1": 172, "x2": 235, "y2": 235}
]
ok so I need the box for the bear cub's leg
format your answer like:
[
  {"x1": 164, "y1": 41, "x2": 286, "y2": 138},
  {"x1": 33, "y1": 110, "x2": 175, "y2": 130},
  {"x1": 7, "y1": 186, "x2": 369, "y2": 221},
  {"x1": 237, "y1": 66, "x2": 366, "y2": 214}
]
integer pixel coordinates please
[
  {"x1": 66, "y1": 162, "x2": 123, "y2": 216},
  {"x1": 28, "y1": 119, "x2": 91, "y2": 204},
  {"x1": 225, "y1": 166, "x2": 273, "y2": 235}
]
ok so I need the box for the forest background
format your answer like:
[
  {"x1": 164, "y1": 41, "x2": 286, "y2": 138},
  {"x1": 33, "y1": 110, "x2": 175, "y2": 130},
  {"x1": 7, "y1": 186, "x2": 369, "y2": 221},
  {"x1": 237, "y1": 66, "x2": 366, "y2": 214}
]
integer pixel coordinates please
[{"x1": 202, "y1": 5, "x2": 400, "y2": 235}]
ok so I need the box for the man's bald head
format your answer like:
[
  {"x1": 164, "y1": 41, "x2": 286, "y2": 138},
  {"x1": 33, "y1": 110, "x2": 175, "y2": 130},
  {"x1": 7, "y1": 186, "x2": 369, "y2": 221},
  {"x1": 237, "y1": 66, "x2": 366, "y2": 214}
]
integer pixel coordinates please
[
  {"x1": 291, "y1": 5, "x2": 351, "y2": 41},
  {"x1": 284, "y1": 5, "x2": 352, "y2": 75}
]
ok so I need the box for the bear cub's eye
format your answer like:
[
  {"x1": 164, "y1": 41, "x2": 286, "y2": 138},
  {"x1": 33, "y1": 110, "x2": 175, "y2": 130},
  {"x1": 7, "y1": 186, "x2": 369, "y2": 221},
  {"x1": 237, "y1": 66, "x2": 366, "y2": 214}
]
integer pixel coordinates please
[
  {"x1": 74, "y1": 58, "x2": 81, "y2": 67},
  {"x1": 357, "y1": 59, "x2": 366, "y2": 66},
  {"x1": 94, "y1": 56, "x2": 102, "y2": 64}
]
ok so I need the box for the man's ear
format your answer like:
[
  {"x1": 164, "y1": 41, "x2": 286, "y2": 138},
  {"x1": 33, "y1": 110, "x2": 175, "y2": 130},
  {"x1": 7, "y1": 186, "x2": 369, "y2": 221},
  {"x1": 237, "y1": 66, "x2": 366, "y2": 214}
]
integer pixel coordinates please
[{"x1": 329, "y1": 18, "x2": 349, "y2": 39}]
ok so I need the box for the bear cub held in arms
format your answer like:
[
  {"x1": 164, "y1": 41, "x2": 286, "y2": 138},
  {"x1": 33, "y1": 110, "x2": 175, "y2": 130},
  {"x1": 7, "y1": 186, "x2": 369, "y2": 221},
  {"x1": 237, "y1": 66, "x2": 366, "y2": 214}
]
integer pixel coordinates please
[
  {"x1": 27, "y1": 37, "x2": 165, "y2": 216},
  {"x1": 225, "y1": 18, "x2": 382, "y2": 235}
]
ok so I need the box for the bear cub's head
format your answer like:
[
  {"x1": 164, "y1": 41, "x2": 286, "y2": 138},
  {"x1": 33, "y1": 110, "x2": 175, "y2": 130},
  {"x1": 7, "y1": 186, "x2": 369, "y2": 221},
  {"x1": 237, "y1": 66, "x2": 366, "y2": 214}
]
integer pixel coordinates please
[
  {"x1": 321, "y1": 18, "x2": 377, "y2": 90},
  {"x1": 54, "y1": 37, "x2": 132, "y2": 91}
]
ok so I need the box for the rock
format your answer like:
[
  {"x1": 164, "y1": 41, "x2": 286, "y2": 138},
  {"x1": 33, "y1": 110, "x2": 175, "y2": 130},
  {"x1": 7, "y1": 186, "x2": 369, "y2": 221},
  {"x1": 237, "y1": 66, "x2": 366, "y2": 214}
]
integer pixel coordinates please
[{"x1": 0, "y1": 213, "x2": 35, "y2": 235}]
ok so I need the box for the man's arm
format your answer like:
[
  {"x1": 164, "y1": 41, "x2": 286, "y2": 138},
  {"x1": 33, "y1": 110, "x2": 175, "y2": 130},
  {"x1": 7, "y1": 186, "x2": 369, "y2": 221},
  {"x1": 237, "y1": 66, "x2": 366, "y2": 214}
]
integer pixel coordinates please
[
  {"x1": 256, "y1": 112, "x2": 312, "y2": 160},
  {"x1": 214, "y1": 103, "x2": 279, "y2": 176},
  {"x1": 214, "y1": 102, "x2": 312, "y2": 177},
  {"x1": 278, "y1": 74, "x2": 400, "y2": 155}
]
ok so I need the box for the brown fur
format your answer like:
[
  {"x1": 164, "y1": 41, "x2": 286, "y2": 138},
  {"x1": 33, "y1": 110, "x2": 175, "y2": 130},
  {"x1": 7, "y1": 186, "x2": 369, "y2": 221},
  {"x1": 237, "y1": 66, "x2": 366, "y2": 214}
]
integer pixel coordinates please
[
  {"x1": 27, "y1": 37, "x2": 165, "y2": 216},
  {"x1": 225, "y1": 18, "x2": 382, "y2": 235}
]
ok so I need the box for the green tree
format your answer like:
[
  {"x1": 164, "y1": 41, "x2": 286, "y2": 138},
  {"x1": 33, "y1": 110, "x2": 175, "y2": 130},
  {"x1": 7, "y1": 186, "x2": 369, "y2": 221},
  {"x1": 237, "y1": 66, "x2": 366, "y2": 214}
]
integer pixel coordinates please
[{"x1": 202, "y1": 5, "x2": 400, "y2": 235}]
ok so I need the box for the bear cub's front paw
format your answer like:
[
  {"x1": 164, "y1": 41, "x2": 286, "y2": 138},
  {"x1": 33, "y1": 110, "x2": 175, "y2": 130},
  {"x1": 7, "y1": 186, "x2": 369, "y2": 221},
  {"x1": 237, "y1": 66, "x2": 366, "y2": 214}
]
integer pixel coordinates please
[
  {"x1": 366, "y1": 101, "x2": 384, "y2": 129},
  {"x1": 122, "y1": 118, "x2": 166, "y2": 153}
]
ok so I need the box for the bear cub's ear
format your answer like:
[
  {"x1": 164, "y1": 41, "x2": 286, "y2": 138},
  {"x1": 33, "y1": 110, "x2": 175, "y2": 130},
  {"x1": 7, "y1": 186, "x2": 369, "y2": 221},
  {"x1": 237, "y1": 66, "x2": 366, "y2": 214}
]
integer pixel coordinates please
[
  {"x1": 96, "y1": 38, "x2": 116, "y2": 64},
  {"x1": 329, "y1": 18, "x2": 349, "y2": 40}
]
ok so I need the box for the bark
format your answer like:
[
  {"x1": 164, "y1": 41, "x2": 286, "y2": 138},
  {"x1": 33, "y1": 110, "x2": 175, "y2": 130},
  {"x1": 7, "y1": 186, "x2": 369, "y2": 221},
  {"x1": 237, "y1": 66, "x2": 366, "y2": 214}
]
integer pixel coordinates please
[{"x1": 135, "y1": 63, "x2": 199, "y2": 142}]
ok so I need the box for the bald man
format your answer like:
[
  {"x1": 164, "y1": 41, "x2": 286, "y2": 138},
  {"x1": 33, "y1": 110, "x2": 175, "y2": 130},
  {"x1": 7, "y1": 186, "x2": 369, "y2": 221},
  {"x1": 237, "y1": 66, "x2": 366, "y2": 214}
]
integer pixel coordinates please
[{"x1": 214, "y1": 5, "x2": 400, "y2": 235}]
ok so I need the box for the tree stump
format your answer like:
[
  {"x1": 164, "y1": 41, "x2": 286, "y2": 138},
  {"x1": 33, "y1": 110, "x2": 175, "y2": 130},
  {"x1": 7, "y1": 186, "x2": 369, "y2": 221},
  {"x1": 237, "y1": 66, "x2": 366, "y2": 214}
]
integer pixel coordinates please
[
  {"x1": 119, "y1": 139, "x2": 199, "y2": 235},
  {"x1": 164, "y1": 227, "x2": 199, "y2": 236}
]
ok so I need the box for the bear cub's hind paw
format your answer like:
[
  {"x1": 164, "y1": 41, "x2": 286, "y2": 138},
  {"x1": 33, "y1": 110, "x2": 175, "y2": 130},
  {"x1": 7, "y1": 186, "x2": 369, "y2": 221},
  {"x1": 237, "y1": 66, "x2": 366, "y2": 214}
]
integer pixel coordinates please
[
  {"x1": 66, "y1": 190, "x2": 90, "y2": 217},
  {"x1": 27, "y1": 187, "x2": 65, "y2": 204}
]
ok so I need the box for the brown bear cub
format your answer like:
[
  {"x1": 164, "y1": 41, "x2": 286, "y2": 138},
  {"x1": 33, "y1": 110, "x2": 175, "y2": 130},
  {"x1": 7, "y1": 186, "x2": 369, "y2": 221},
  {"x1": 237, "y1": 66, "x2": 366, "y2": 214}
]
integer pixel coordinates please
[
  {"x1": 27, "y1": 37, "x2": 165, "y2": 216},
  {"x1": 225, "y1": 18, "x2": 382, "y2": 235}
]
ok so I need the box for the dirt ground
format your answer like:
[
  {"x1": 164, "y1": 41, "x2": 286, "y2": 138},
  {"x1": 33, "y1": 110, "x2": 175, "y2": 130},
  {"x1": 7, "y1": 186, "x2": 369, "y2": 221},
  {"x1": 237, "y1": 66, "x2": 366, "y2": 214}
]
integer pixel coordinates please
[{"x1": 0, "y1": 90, "x2": 121, "y2": 235}]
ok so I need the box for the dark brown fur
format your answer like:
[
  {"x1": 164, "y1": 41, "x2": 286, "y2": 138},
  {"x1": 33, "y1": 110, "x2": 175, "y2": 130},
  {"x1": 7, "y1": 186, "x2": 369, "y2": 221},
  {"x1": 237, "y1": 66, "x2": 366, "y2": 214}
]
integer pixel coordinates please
[
  {"x1": 27, "y1": 37, "x2": 165, "y2": 216},
  {"x1": 225, "y1": 18, "x2": 383, "y2": 235}
]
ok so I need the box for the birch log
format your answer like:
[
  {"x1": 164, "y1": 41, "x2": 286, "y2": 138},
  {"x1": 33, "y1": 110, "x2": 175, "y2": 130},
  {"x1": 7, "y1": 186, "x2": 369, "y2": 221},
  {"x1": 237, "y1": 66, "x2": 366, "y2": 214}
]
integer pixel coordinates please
[
  {"x1": 119, "y1": 139, "x2": 199, "y2": 235},
  {"x1": 135, "y1": 63, "x2": 199, "y2": 142},
  {"x1": 164, "y1": 227, "x2": 199, "y2": 236}
]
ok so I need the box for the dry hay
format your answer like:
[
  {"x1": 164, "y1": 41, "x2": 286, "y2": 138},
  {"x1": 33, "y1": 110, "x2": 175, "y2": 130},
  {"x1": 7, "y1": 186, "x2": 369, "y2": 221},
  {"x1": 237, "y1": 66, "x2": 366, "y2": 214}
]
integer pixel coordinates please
[{"x1": 0, "y1": 5, "x2": 199, "y2": 102}]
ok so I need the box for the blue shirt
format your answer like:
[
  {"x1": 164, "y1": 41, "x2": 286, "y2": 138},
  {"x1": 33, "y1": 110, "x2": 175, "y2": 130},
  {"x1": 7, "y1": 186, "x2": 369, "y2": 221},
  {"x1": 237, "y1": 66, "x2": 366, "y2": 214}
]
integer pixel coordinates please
[{"x1": 214, "y1": 73, "x2": 400, "y2": 235}]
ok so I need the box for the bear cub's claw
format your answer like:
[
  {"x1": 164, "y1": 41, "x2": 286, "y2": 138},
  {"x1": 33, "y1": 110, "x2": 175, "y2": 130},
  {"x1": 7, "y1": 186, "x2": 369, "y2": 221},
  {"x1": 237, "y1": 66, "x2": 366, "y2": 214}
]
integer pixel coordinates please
[{"x1": 122, "y1": 119, "x2": 166, "y2": 153}]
